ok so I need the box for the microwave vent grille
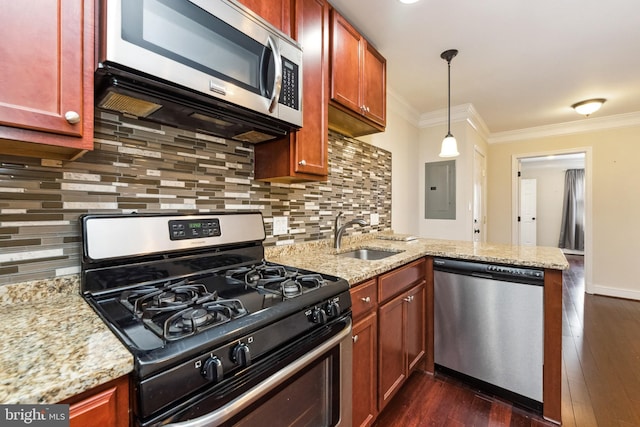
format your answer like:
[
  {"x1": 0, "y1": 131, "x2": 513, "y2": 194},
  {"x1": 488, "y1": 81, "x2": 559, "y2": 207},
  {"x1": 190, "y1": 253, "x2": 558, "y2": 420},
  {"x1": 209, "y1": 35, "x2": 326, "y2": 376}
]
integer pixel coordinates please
[{"x1": 98, "y1": 90, "x2": 162, "y2": 118}]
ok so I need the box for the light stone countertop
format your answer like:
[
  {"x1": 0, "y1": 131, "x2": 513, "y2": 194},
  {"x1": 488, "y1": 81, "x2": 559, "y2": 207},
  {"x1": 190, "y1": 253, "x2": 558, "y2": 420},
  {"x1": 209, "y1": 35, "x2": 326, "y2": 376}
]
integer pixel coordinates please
[
  {"x1": 265, "y1": 234, "x2": 569, "y2": 285},
  {"x1": 0, "y1": 234, "x2": 567, "y2": 405},
  {"x1": 0, "y1": 276, "x2": 133, "y2": 404}
]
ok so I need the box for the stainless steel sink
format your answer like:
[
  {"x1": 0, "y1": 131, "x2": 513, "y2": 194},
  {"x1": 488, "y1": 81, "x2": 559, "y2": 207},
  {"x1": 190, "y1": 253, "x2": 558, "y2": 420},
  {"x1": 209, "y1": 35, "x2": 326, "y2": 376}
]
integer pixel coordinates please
[{"x1": 338, "y1": 248, "x2": 404, "y2": 261}]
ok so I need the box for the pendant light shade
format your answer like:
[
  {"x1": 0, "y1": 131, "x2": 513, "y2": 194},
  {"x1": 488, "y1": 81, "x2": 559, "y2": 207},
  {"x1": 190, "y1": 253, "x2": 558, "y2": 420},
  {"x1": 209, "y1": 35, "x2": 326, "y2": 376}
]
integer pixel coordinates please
[
  {"x1": 440, "y1": 49, "x2": 459, "y2": 158},
  {"x1": 440, "y1": 134, "x2": 459, "y2": 158}
]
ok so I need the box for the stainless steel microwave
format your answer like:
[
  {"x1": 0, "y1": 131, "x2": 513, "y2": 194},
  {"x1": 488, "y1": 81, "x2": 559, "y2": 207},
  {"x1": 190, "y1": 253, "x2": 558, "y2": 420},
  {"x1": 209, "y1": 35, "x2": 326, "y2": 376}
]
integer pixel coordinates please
[{"x1": 96, "y1": 0, "x2": 303, "y2": 143}]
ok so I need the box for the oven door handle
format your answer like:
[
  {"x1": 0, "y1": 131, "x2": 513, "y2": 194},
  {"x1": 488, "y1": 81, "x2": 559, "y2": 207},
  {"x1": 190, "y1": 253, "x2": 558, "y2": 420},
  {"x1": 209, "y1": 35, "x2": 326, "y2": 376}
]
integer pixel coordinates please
[{"x1": 165, "y1": 319, "x2": 352, "y2": 427}]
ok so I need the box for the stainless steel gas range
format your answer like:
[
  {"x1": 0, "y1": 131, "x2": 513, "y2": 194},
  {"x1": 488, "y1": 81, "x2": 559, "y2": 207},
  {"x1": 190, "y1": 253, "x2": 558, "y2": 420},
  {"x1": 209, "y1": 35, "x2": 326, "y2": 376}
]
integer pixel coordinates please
[{"x1": 80, "y1": 212, "x2": 352, "y2": 427}]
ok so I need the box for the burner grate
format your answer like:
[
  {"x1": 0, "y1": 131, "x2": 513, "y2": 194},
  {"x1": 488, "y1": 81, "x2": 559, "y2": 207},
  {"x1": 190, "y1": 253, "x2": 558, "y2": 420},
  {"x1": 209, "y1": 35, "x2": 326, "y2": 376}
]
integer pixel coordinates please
[
  {"x1": 163, "y1": 298, "x2": 247, "y2": 341},
  {"x1": 119, "y1": 279, "x2": 248, "y2": 341},
  {"x1": 225, "y1": 262, "x2": 326, "y2": 298}
]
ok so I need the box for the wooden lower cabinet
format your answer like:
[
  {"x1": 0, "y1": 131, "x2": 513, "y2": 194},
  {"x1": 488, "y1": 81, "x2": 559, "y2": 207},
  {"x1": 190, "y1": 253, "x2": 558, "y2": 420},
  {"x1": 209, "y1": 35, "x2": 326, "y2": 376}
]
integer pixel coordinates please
[
  {"x1": 378, "y1": 291, "x2": 406, "y2": 408},
  {"x1": 350, "y1": 278, "x2": 378, "y2": 427},
  {"x1": 406, "y1": 284, "x2": 427, "y2": 372},
  {"x1": 350, "y1": 259, "x2": 428, "y2": 425},
  {"x1": 352, "y1": 312, "x2": 378, "y2": 427},
  {"x1": 377, "y1": 260, "x2": 426, "y2": 412},
  {"x1": 62, "y1": 376, "x2": 130, "y2": 427}
]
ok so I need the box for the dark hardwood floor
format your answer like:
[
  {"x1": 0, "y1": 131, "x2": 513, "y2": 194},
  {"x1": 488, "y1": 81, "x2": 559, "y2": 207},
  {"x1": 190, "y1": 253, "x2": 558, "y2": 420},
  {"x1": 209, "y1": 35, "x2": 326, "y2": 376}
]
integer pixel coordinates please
[{"x1": 373, "y1": 255, "x2": 640, "y2": 426}]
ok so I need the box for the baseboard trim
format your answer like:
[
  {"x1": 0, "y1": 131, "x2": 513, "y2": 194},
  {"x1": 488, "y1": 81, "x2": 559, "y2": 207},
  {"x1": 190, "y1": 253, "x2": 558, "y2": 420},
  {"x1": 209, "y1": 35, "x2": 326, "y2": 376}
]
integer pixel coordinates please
[{"x1": 589, "y1": 284, "x2": 640, "y2": 301}]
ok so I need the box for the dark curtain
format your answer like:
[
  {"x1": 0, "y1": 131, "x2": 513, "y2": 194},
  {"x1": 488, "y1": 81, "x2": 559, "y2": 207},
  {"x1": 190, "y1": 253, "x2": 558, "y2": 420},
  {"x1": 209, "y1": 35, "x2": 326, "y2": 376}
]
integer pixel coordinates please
[{"x1": 558, "y1": 169, "x2": 585, "y2": 250}]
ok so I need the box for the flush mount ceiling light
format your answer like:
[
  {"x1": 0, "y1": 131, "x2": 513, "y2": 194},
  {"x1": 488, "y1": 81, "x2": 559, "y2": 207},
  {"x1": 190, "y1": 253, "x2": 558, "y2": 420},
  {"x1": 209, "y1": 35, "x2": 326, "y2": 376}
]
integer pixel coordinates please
[
  {"x1": 439, "y1": 49, "x2": 459, "y2": 158},
  {"x1": 571, "y1": 98, "x2": 606, "y2": 117}
]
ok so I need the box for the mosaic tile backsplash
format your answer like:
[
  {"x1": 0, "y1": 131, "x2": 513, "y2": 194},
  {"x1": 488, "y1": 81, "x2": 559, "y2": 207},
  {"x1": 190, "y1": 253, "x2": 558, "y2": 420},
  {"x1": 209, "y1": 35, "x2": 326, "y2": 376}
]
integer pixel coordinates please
[{"x1": 0, "y1": 111, "x2": 392, "y2": 285}]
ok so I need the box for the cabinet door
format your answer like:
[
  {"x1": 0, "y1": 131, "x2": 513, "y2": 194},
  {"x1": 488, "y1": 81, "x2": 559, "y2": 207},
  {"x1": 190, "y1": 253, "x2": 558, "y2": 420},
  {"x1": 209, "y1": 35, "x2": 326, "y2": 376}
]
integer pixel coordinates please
[
  {"x1": 0, "y1": 0, "x2": 94, "y2": 159},
  {"x1": 363, "y1": 43, "x2": 386, "y2": 126},
  {"x1": 352, "y1": 312, "x2": 377, "y2": 427},
  {"x1": 377, "y1": 293, "x2": 406, "y2": 411},
  {"x1": 0, "y1": 1, "x2": 82, "y2": 136},
  {"x1": 406, "y1": 282, "x2": 426, "y2": 372},
  {"x1": 235, "y1": 0, "x2": 292, "y2": 35},
  {"x1": 66, "y1": 376, "x2": 129, "y2": 427},
  {"x1": 330, "y1": 11, "x2": 363, "y2": 113},
  {"x1": 292, "y1": 0, "x2": 328, "y2": 176}
]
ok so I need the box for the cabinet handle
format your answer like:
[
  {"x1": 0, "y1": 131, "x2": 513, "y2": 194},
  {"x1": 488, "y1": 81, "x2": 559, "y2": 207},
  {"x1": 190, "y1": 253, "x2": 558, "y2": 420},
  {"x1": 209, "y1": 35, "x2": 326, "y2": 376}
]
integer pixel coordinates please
[
  {"x1": 403, "y1": 295, "x2": 414, "y2": 303},
  {"x1": 365, "y1": 106, "x2": 370, "y2": 113},
  {"x1": 65, "y1": 111, "x2": 81, "y2": 124},
  {"x1": 352, "y1": 335, "x2": 359, "y2": 343},
  {"x1": 360, "y1": 296, "x2": 371, "y2": 303},
  {"x1": 298, "y1": 159, "x2": 307, "y2": 166}
]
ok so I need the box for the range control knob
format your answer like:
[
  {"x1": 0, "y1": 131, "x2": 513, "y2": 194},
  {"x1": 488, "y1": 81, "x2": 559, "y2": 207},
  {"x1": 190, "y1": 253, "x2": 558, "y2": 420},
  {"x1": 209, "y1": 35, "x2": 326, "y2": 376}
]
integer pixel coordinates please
[
  {"x1": 201, "y1": 356, "x2": 223, "y2": 383},
  {"x1": 232, "y1": 342, "x2": 252, "y2": 367},
  {"x1": 310, "y1": 307, "x2": 328, "y2": 324},
  {"x1": 326, "y1": 301, "x2": 341, "y2": 317}
]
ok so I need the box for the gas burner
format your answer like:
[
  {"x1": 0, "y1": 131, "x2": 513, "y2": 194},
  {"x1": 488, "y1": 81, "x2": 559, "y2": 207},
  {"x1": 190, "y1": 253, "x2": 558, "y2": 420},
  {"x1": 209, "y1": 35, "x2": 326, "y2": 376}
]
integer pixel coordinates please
[
  {"x1": 226, "y1": 262, "x2": 298, "y2": 286},
  {"x1": 281, "y1": 279, "x2": 302, "y2": 298},
  {"x1": 164, "y1": 298, "x2": 247, "y2": 340},
  {"x1": 122, "y1": 281, "x2": 212, "y2": 316},
  {"x1": 226, "y1": 262, "x2": 324, "y2": 298}
]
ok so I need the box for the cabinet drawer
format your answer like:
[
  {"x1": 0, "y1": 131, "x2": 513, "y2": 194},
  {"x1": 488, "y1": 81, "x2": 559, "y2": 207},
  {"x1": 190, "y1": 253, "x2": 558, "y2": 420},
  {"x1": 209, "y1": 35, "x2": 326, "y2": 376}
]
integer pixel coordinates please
[
  {"x1": 378, "y1": 258, "x2": 425, "y2": 303},
  {"x1": 350, "y1": 278, "x2": 377, "y2": 320}
]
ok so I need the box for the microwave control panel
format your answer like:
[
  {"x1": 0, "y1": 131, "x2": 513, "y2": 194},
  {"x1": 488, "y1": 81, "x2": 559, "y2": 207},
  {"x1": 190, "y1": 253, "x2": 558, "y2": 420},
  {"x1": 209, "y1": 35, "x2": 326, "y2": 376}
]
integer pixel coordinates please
[{"x1": 279, "y1": 58, "x2": 299, "y2": 111}]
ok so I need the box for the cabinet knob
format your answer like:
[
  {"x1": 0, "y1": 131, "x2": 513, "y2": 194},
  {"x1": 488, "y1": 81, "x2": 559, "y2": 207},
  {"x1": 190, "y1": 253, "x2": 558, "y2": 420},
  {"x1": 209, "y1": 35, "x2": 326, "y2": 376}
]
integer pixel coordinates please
[
  {"x1": 403, "y1": 295, "x2": 414, "y2": 303},
  {"x1": 65, "y1": 111, "x2": 81, "y2": 124},
  {"x1": 361, "y1": 296, "x2": 371, "y2": 303},
  {"x1": 352, "y1": 335, "x2": 359, "y2": 343},
  {"x1": 298, "y1": 159, "x2": 307, "y2": 166},
  {"x1": 365, "y1": 106, "x2": 370, "y2": 113}
]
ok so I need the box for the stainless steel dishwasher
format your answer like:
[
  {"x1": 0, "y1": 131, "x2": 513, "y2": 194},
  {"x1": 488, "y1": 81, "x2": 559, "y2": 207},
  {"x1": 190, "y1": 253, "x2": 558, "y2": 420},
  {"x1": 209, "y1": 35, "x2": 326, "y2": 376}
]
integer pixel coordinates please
[{"x1": 433, "y1": 257, "x2": 544, "y2": 411}]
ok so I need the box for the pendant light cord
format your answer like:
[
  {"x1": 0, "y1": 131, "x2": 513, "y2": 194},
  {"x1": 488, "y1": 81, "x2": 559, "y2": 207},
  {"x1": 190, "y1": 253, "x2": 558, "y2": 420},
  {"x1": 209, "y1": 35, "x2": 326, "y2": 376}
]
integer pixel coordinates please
[{"x1": 447, "y1": 58, "x2": 451, "y2": 135}]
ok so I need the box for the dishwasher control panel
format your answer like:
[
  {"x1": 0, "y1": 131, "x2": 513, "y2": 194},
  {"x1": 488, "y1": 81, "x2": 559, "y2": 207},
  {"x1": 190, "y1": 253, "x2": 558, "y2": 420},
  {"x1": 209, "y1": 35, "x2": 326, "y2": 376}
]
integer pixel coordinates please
[{"x1": 433, "y1": 258, "x2": 544, "y2": 284}]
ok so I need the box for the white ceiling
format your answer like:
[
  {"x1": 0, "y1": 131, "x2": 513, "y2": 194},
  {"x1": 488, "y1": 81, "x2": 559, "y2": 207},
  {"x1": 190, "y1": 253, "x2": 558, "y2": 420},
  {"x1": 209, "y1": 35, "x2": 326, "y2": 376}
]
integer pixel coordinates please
[{"x1": 328, "y1": 0, "x2": 640, "y2": 133}]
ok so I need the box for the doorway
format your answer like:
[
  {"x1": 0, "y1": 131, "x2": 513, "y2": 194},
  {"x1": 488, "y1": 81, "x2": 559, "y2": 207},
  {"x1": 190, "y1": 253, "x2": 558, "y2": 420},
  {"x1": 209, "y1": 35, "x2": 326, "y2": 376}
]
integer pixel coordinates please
[
  {"x1": 511, "y1": 147, "x2": 593, "y2": 293},
  {"x1": 473, "y1": 148, "x2": 487, "y2": 242}
]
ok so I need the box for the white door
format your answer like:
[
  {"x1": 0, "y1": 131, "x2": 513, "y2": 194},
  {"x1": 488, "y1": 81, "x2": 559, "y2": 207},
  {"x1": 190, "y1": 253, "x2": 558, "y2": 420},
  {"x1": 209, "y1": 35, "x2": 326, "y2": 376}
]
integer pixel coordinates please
[
  {"x1": 519, "y1": 178, "x2": 537, "y2": 246},
  {"x1": 473, "y1": 149, "x2": 486, "y2": 242}
]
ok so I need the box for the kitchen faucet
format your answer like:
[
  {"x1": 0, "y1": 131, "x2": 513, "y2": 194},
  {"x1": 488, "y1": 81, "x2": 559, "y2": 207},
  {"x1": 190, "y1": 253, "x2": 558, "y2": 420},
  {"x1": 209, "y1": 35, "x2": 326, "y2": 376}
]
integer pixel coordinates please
[{"x1": 334, "y1": 212, "x2": 368, "y2": 250}]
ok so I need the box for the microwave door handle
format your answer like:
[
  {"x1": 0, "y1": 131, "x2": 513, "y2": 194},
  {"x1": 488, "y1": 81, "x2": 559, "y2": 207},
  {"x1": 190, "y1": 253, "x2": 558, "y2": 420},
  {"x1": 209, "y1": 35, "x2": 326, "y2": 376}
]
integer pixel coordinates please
[{"x1": 267, "y1": 35, "x2": 282, "y2": 113}]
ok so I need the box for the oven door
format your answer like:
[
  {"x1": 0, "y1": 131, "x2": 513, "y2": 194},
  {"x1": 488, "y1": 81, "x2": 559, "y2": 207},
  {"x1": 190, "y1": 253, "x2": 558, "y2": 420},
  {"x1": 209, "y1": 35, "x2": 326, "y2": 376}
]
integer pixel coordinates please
[{"x1": 152, "y1": 315, "x2": 352, "y2": 427}]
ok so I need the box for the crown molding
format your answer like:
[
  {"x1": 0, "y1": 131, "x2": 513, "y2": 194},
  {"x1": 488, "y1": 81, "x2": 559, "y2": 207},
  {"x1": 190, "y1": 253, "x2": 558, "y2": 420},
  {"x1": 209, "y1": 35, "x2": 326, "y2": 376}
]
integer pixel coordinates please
[
  {"x1": 488, "y1": 111, "x2": 640, "y2": 143},
  {"x1": 386, "y1": 88, "x2": 421, "y2": 126},
  {"x1": 417, "y1": 103, "x2": 490, "y2": 140}
]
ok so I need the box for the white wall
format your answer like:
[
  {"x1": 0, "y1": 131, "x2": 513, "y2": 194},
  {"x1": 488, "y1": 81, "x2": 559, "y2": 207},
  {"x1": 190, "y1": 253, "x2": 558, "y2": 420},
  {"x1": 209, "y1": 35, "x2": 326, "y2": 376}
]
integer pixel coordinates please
[
  {"x1": 360, "y1": 94, "x2": 421, "y2": 235},
  {"x1": 416, "y1": 120, "x2": 488, "y2": 241},
  {"x1": 488, "y1": 126, "x2": 640, "y2": 300}
]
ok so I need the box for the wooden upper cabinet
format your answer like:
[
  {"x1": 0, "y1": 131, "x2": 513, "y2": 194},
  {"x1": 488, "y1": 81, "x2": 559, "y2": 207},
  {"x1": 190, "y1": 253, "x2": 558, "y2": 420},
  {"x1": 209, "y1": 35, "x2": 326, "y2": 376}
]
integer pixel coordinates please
[
  {"x1": 254, "y1": 0, "x2": 329, "y2": 182},
  {"x1": 363, "y1": 43, "x2": 387, "y2": 127},
  {"x1": 330, "y1": 13, "x2": 363, "y2": 114},
  {"x1": 234, "y1": 0, "x2": 292, "y2": 35},
  {"x1": 329, "y1": 9, "x2": 386, "y2": 137},
  {"x1": 0, "y1": 0, "x2": 94, "y2": 161}
]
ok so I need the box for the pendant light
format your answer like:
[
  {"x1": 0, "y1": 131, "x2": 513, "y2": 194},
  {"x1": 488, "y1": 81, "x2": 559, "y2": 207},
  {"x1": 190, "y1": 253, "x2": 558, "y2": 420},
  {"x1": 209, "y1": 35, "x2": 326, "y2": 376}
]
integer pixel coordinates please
[{"x1": 439, "y1": 49, "x2": 459, "y2": 158}]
